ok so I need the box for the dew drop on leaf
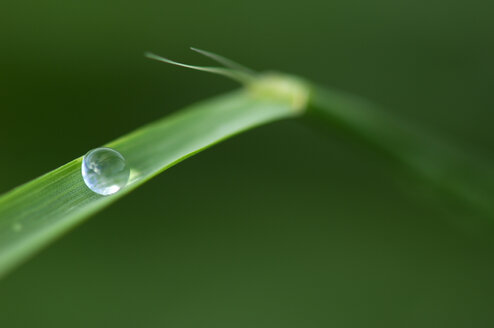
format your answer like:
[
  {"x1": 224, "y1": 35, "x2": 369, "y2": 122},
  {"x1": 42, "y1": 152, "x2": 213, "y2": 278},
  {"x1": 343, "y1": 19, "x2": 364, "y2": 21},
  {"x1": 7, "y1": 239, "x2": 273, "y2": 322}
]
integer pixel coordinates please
[{"x1": 81, "y1": 147, "x2": 130, "y2": 196}]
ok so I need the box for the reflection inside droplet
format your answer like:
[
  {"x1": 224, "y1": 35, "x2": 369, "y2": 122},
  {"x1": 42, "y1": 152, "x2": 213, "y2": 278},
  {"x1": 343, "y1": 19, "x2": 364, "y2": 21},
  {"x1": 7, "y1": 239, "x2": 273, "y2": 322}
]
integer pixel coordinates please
[{"x1": 81, "y1": 147, "x2": 130, "y2": 196}]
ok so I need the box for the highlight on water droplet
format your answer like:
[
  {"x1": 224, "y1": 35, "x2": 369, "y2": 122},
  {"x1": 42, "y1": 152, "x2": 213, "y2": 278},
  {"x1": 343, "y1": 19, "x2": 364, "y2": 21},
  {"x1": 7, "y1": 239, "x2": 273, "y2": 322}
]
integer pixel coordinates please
[{"x1": 81, "y1": 147, "x2": 130, "y2": 196}]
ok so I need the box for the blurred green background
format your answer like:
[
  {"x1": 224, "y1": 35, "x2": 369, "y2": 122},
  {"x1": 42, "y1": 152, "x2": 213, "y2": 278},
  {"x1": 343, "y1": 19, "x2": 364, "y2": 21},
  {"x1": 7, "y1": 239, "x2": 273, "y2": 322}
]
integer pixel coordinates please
[{"x1": 1, "y1": 0, "x2": 494, "y2": 326}]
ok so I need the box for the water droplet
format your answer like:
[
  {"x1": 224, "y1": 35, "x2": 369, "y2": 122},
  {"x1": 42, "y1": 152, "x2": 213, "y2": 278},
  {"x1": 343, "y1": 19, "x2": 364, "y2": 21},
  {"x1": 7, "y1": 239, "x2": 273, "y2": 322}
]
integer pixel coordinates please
[{"x1": 82, "y1": 147, "x2": 130, "y2": 196}]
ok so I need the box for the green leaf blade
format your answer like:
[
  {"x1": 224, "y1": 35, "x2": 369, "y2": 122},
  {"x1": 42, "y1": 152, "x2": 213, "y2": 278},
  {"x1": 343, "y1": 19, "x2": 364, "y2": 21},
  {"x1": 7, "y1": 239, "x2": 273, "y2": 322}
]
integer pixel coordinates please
[{"x1": 0, "y1": 88, "x2": 303, "y2": 278}]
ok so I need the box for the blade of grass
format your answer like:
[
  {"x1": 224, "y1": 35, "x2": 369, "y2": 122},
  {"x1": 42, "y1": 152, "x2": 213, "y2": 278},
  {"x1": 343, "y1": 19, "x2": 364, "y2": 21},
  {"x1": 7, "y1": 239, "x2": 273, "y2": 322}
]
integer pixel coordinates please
[
  {"x1": 0, "y1": 75, "x2": 309, "y2": 278},
  {"x1": 1, "y1": 48, "x2": 493, "y2": 279}
]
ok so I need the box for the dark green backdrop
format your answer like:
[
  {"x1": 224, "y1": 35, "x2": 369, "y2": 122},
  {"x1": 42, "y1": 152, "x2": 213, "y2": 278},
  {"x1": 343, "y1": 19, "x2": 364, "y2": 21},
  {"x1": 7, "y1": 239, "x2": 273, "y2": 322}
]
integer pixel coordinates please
[{"x1": 1, "y1": 0, "x2": 494, "y2": 327}]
